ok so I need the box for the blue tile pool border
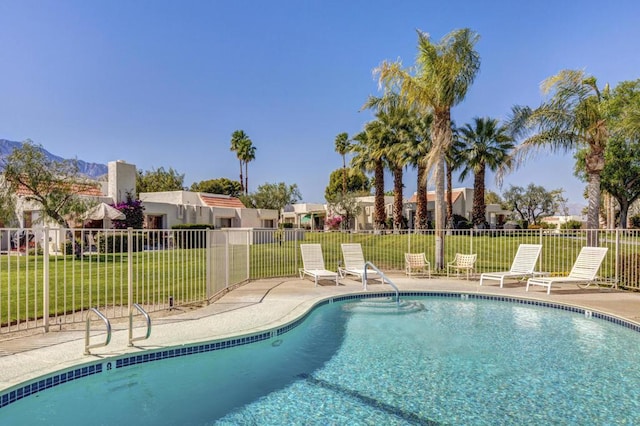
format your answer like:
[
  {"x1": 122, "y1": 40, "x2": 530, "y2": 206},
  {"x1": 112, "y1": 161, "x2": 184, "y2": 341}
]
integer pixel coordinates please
[{"x1": 2, "y1": 290, "x2": 639, "y2": 409}]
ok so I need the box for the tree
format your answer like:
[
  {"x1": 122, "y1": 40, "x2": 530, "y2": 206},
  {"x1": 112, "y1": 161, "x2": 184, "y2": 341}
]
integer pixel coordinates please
[
  {"x1": 485, "y1": 190, "x2": 503, "y2": 205},
  {"x1": 507, "y1": 70, "x2": 609, "y2": 244},
  {"x1": 406, "y1": 113, "x2": 432, "y2": 229},
  {"x1": 190, "y1": 178, "x2": 243, "y2": 197},
  {"x1": 230, "y1": 130, "x2": 250, "y2": 193},
  {"x1": 136, "y1": 167, "x2": 185, "y2": 193},
  {"x1": 457, "y1": 117, "x2": 514, "y2": 226},
  {"x1": 250, "y1": 182, "x2": 302, "y2": 216},
  {"x1": 0, "y1": 140, "x2": 94, "y2": 228},
  {"x1": 239, "y1": 139, "x2": 256, "y2": 194},
  {"x1": 334, "y1": 133, "x2": 351, "y2": 197},
  {"x1": 575, "y1": 80, "x2": 640, "y2": 228},
  {"x1": 327, "y1": 192, "x2": 363, "y2": 230},
  {"x1": 377, "y1": 28, "x2": 481, "y2": 267},
  {"x1": 351, "y1": 123, "x2": 388, "y2": 230},
  {"x1": 363, "y1": 92, "x2": 414, "y2": 230},
  {"x1": 502, "y1": 184, "x2": 565, "y2": 225},
  {"x1": 324, "y1": 168, "x2": 370, "y2": 202}
]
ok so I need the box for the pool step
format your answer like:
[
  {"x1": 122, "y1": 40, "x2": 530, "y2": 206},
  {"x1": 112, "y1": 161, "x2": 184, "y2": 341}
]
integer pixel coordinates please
[{"x1": 343, "y1": 297, "x2": 426, "y2": 315}]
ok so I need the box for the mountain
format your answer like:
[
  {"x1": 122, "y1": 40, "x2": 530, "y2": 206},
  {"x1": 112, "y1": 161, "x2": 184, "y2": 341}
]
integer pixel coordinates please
[{"x1": 0, "y1": 139, "x2": 108, "y2": 178}]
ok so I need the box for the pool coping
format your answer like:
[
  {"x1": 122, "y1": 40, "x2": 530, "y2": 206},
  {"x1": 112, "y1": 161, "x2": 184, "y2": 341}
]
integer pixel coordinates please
[{"x1": 2, "y1": 277, "x2": 640, "y2": 410}]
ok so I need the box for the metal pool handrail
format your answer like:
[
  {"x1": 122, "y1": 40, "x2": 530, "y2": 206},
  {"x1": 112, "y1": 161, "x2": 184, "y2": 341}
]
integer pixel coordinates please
[
  {"x1": 85, "y1": 308, "x2": 112, "y2": 355},
  {"x1": 129, "y1": 303, "x2": 152, "y2": 346},
  {"x1": 363, "y1": 261, "x2": 400, "y2": 305}
]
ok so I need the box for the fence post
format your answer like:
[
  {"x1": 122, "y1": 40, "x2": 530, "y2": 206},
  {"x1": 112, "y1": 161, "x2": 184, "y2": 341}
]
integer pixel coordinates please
[
  {"x1": 127, "y1": 228, "x2": 133, "y2": 321},
  {"x1": 244, "y1": 229, "x2": 249, "y2": 282},
  {"x1": 470, "y1": 228, "x2": 474, "y2": 254},
  {"x1": 43, "y1": 227, "x2": 50, "y2": 332},
  {"x1": 615, "y1": 229, "x2": 619, "y2": 288},
  {"x1": 206, "y1": 229, "x2": 212, "y2": 299}
]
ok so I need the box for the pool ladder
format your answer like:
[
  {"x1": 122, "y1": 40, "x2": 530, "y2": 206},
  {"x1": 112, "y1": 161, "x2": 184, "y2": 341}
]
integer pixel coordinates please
[
  {"x1": 363, "y1": 261, "x2": 400, "y2": 305},
  {"x1": 84, "y1": 304, "x2": 151, "y2": 355}
]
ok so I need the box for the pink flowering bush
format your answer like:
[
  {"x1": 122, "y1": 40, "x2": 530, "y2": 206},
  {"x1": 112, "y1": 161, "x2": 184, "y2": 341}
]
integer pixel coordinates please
[{"x1": 325, "y1": 215, "x2": 343, "y2": 230}]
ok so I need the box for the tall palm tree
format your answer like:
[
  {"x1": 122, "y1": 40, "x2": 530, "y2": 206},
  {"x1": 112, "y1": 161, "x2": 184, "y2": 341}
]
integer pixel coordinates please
[
  {"x1": 406, "y1": 113, "x2": 432, "y2": 229},
  {"x1": 507, "y1": 69, "x2": 609, "y2": 244},
  {"x1": 230, "y1": 130, "x2": 250, "y2": 193},
  {"x1": 377, "y1": 28, "x2": 481, "y2": 268},
  {"x1": 457, "y1": 117, "x2": 514, "y2": 226},
  {"x1": 239, "y1": 140, "x2": 256, "y2": 195},
  {"x1": 334, "y1": 133, "x2": 351, "y2": 197},
  {"x1": 351, "y1": 123, "x2": 387, "y2": 230},
  {"x1": 363, "y1": 92, "x2": 414, "y2": 230}
]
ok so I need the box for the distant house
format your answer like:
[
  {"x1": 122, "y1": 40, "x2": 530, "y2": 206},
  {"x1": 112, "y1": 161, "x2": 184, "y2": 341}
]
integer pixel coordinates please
[
  {"x1": 4, "y1": 159, "x2": 278, "y2": 231},
  {"x1": 281, "y1": 203, "x2": 326, "y2": 230},
  {"x1": 140, "y1": 191, "x2": 278, "y2": 229}
]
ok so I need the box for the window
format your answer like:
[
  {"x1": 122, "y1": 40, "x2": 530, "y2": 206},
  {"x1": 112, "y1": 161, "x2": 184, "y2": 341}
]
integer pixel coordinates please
[{"x1": 262, "y1": 219, "x2": 275, "y2": 228}]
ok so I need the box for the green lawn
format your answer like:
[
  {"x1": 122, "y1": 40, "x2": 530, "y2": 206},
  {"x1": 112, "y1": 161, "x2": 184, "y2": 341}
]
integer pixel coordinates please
[{"x1": 0, "y1": 232, "x2": 632, "y2": 327}]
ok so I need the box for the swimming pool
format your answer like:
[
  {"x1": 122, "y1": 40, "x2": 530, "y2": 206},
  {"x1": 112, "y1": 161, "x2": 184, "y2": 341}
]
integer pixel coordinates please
[{"x1": 1, "y1": 293, "x2": 640, "y2": 424}]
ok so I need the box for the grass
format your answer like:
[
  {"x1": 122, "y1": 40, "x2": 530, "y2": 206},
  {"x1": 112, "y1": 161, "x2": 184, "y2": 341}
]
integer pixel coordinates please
[{"x1": 0, "y1": 231, "x2": 631, "y2": 327}]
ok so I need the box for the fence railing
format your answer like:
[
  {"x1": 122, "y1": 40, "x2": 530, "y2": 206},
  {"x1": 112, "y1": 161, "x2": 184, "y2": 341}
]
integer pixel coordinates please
[
  {"x1": 0, "y1": 227, "x2": 248, "y2": 335},
  {"x1": 1, "y1": 227, "x2": 639, "y2": 336}
]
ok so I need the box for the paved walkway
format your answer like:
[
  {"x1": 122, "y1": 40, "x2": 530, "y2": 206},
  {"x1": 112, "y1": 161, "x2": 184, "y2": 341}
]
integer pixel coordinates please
[{"x1": 1, "y1": 275, "x2": 639, "y2": 392}]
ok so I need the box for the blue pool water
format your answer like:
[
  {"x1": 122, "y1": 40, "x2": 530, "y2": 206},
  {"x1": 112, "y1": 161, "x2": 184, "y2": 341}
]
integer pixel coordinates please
[{"x1": 2, "y1": 295, "x2": 640, "y2": 425}]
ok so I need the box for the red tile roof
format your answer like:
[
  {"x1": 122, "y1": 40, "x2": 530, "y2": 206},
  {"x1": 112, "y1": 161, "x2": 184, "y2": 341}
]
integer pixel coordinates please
[
  {"x1": 15, "y1": 182, "x2": 103, "y2": 197},
  {"x1": 200, "y1": 194, "x2": 245, "y2": 208}
]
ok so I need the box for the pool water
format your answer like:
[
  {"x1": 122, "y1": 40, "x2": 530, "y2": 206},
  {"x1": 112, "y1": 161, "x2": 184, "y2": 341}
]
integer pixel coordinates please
[{"x1": 2, "y1": 297, "x2": 640, "y2": 425}]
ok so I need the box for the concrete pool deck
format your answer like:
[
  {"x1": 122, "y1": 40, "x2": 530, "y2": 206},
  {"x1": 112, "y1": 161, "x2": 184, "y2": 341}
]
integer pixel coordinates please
[{"x1": 1, "y1": 275, "x2": 640, "y2": 392}]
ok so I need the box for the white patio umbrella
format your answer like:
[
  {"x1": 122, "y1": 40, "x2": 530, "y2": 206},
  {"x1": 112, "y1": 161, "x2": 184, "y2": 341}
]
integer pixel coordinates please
[{"x1": 82, "y1": 203, "x2": 126, "y2": 221}]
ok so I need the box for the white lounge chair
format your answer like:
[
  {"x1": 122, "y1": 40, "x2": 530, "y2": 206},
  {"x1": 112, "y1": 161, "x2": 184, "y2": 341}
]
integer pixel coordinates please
[
  {"x1": 339, "y1": 243, "x2": 382, "y2": 282},
  {"x1": 526, "y1": 246, "x2": 608, "y2": 294},
  {"x1": 479, "y1": 244, "x2": 542, "y2": 288},
  {"x1": 447, "y1": 253, "x2": 477, "y2": 280},
  {"x1": 299, "y1": 244, "x2": 339, "y2": 286},
  {"x1": 405, "y1": 253, "x2": 431, "y2": 278}
]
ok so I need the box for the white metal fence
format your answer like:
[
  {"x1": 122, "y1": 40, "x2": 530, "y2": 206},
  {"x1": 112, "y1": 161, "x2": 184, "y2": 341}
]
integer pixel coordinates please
[{"x1": 1, "y1": 227, "x2": 639, "y2": 336}]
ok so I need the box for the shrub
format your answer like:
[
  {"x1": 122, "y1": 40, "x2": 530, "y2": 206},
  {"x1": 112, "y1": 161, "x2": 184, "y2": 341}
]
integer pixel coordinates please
[
  {"x1": 280, "y1": 222, "x2": 294, "y2": 229},
  {"x1": 325, "y1": 216, "x2": 343, "y2": 231},
  {"x1": 560, "y1": 220, "x2": 583, "y2": 230},
  {"x1": 629, "y1": 215, "x2": 640, "y2": 229},
  {"x1": 98, "y1": 234, "x2": 145, "y2": 253},
  {"x1": 170, "y1": 224, "x2": 212, "y2": 248}
]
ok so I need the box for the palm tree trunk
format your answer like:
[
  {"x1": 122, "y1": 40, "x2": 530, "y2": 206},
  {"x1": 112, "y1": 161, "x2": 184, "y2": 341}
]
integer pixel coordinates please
[
  {"x1": 245, "y1": 161, "x2": 249, "y2": 195},
  {"x1": 446, "y1": 160, "x2": 453, "y2": 227},
  {"x1": 374, "y1": 160, "x2": 386, "y2": 230},
  {"x1": 342, "y1": 156, "x2": 347, "y2": 197},
  {"x1": 471, "y1": 165, "x2": 486, "y2": 226},
  {"x1": 416, "y1": 164, "x2": 428, "y2": 229},
  {"x1": 433, "y1": 111, "x2": 451, "y2": 270},
  {"x1": 393, "y1": 165, "x2": 403, "y2": 230},
  {"x1": 586, "y1": 171, "x2": 601, "y2": 246},
  {"x1": 239, "y1": 161, "x2": 244, "y2": 193}
]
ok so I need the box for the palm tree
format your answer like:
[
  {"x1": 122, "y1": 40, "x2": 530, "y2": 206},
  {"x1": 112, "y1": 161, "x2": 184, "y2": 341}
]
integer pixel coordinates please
[
  {"x1": 351, "y1": 123, "x2": 387, "y2": 230},
  {"x1": 230, "y1": 130, "x2": 250, "y2": 193},
  {"x1": 406, "y1": 113, "x2": 432, "y2": 229},
  {"x1": 377, "y1": 28, "x2": 481, "y2": 268},
  {"x1": 507, "y1": 70, "x2": 609, "y2": 244},
  {"x1": 457, "y1": 117, "x2": 514, "y2": 226},
  {"x1": 334, "y1": 133, "x2": 351, "y2": 197},
  {"x1": 363, "y1": 93, "x2": 415, "y2": 230},
  {"x1": 239, "y1": 140, "x2": 256, "y2": 195}
]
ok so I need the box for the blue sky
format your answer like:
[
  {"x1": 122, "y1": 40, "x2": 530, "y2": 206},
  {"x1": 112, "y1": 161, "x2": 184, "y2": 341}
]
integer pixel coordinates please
[{"x1": 1, "y1": 1, "x2": 639, "y2": 213}]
